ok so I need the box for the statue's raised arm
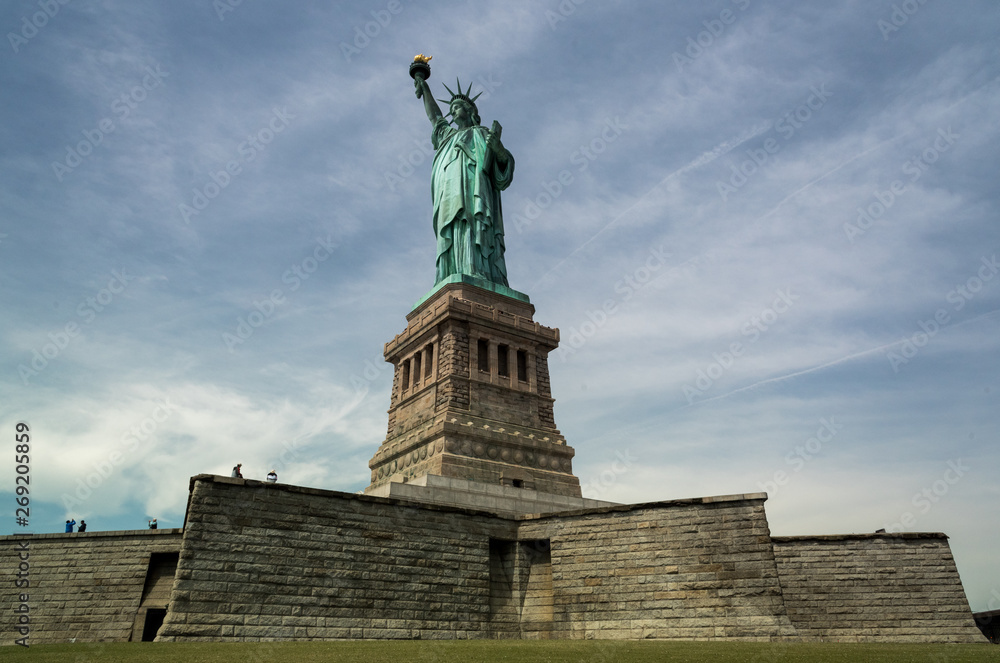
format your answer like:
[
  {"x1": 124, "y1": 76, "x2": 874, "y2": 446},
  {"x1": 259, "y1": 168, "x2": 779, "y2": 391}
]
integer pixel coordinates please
[
  {"x1": 412, "y1": 60, "x2": 442, "y2": 123},
  {"x1": 408, "y1": 56, "x2": 515, "y2": 288}
]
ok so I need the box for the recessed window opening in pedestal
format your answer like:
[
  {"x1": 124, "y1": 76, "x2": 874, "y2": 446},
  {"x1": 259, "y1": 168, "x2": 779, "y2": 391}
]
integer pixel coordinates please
[
  {"x1": 402, "y1": 360, "x2": 410, "y2": 390},
  {"x1": 497, "y1": 344, "x2": 510, "y2": 378},
  {"x1": 516, "y1": 350, "x2": 528, "y2": 382},
  {"x1": 424, "y1": 343, "x2": 434, "y2": 379},
  {"x1": 478, "y1": 338, "x2": 490, "y2": 373},
  {"x1": 413, "y1": 352, "x2": 422, "y2": 387},
  {"x1": 512, "y1": 479, "x2": 524, "y2": 488}
]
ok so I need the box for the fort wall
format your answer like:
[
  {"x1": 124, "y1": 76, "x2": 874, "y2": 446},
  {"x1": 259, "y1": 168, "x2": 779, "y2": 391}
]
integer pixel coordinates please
[
  {"x1": 516, "y1": 494, "x2": 796, "y2": 640},
  {"x1": 0, "y1": 528, "x2": 183, "y2": 644},
  {"x1": 2, "y1": 479, "x2": 984, "y2": 645},
  {"x1": 157, "y1": 477, "x2": 801, "y2": 641},
  {"x1": 156, "y1": 475, "x2": 517, "y2": 641},
  {"x1": 772, "y1": 534, "x2": 982, "y2": 642}
]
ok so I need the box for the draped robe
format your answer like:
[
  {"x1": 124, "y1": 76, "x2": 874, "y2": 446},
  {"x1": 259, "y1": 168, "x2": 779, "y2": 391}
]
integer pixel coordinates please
[{"x1": 430, "y1": 116, "x2": 514, "y2": 286}]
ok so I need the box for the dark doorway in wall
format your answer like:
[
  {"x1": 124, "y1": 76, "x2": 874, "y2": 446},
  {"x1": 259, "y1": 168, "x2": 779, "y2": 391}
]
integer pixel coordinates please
[
  {"x1": 141, "y1": 608, "x2": 166, "y2": 641},
  {"x1": 131, "y1": 551, "x2": 179, "y2": 642}
]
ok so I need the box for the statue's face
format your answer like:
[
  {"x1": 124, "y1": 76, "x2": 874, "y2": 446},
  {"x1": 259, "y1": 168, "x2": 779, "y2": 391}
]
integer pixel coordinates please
[{"x1": 450, "y1": 100, "x2": 474, "y2": 125}]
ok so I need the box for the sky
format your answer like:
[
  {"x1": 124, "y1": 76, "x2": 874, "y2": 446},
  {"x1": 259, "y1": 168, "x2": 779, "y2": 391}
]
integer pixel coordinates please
[{"x1": 1, "y1": 1, "x2": 997, "y2": 613}]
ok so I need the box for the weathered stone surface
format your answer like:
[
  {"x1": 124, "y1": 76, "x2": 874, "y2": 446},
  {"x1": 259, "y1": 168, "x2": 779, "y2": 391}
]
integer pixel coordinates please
[
  {"x1": 1, "y1": 483, "x2": 982, "y2": 644},
  {"x1": 516, "y1": 495, "x2": 797, "y2": 641},
  {"x1": 368, "y1": 474, "x2": 615, "y2": 519},
  {"x1": 772, "y1": 534, "x2": 982, "y2": 642},
  {"x1": 158, "y1": 479, "x2": 800, "y2": 642},
  {"x1": 367, "y1": 283, "x2": 581, "y2": 497},
  {"x1": 0, "y1": 529, "x2": 182, "y2": 644},
  {"x1": 156, "y1": 476, "x2": 517, "y2": 642}
]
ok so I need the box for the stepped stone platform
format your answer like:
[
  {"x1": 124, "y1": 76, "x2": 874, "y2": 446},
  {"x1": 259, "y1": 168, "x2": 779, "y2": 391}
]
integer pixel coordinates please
[
  {"x1": 366, "y1": 473, "x2": 616, "y2": 518},
  {"x1": 157, "y1": 477, "x2": 797, "y2": 641},
  {"x1": 0, "y1": 478, "x2": 984, "y2": 644}
]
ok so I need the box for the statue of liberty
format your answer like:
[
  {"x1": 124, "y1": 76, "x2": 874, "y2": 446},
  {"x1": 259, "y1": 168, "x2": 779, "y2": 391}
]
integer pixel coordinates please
[{"x1": 411, "y1": 57, "x2": 514, "y2": 287}]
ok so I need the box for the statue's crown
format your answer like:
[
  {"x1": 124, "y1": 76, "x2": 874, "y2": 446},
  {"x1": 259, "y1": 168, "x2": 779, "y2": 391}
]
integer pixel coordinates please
[{"x1": 437, "y1": 78, "x2": 482, "y2": 116}]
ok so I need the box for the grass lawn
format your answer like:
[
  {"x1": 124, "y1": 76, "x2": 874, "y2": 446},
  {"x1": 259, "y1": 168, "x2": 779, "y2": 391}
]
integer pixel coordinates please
[{"x1": 2, "y1": 641, "x2": 995, "y2": 663}]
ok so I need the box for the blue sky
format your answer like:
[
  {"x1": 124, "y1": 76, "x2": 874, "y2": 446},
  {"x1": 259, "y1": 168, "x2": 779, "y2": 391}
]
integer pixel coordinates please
[{"x1": 1, "y1": 1, "x2": 997, "y2": 612}]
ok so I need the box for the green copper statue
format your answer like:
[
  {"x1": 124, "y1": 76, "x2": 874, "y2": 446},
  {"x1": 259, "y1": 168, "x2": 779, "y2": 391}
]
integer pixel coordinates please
[{"x1": 411, "y1": 56, "x2": 514, "y2": 287}]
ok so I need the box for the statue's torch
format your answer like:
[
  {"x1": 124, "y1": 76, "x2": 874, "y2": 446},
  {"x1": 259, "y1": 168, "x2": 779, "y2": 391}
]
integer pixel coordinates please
[{"x1": 410, "y1": 54, "x2": 431, "y2": 97}]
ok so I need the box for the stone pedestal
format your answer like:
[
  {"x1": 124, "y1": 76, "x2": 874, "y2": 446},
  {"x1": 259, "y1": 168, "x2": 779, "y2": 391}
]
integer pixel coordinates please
[{"x1": 365, "y1": 280, "x2": 582, "y2": 499}]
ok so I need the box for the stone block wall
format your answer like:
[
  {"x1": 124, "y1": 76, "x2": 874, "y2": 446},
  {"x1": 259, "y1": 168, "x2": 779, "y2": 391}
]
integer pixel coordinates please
[
  {"x1": 772, "y1": 533, "x2": 982, "y2": 642},
  {"x1": 157, "y1": 475, "x2": 518, "y2": 641},
  {"x1": 0, "y1": 529, "x2": 183, "y2": 644},
  {"x1": 160, "y1": 480, "x2": 802, "y2": 642},
  {"x1": 534, "y1": 354, "x2": 555, "y2": 429},
  {"x1": 369, "y1": 284, "x2": 581, "y2": 498},
  {"x1": 517, "y1": 494, "x2": 797, "y2": 640},
  {"x1": 3, "y1": 481, "x2": 983, "y2": 645}
]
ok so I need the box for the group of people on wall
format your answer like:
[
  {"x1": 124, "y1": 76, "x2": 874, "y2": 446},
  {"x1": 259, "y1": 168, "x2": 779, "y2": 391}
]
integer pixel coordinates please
[
  {"x1": 231, "y1": 463, "x2": 278, "y2": 483},
  {"x1": 62, "y1": 517, "x2": 157, "y2": 532},
  {"x1": 59, "y1": 462, "x2": 281, "y2": 534},
  {"x1": 63, "y1": 519, "x2": 85, "y2": 532}
]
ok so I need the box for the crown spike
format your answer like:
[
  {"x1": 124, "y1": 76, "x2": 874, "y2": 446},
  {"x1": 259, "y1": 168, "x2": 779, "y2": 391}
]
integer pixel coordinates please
[{"x1": 437, "y1": 76, "x2": 482, "y2": 120}]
